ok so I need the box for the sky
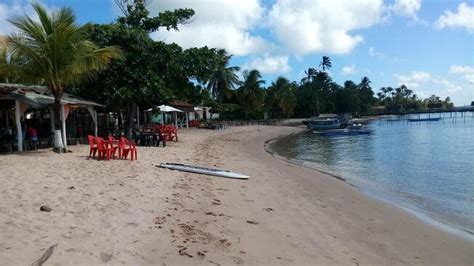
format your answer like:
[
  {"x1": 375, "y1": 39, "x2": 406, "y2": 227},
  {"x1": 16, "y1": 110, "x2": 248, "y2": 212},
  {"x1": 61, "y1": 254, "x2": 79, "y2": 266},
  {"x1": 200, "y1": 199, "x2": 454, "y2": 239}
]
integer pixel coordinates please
[{"x1": 0, "y1": 0, "x2": 473, "y2": 105}]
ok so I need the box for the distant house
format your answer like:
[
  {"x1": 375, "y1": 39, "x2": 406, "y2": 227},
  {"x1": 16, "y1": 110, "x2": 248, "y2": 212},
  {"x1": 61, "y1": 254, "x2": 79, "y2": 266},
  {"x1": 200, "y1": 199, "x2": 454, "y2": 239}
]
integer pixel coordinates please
[
  {"x1": 371, "y1": 106, "x2": 385, "y2": 115},
  {"x1": 167, "y1": 100, "x2": 220, "y2": 127},
  {"x1": 317, "y1": 113, "x2": 339, "y2": 118},
  {"x1": 427, "y1": 103, "x2": 443, "y2": 110}
]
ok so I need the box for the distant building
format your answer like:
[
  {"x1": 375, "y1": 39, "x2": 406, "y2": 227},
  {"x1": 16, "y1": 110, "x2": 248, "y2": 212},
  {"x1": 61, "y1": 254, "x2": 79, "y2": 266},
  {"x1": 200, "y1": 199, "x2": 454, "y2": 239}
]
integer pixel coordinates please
[{"x1": 371, "y1": 106, "x2": 385, "y2": 115}]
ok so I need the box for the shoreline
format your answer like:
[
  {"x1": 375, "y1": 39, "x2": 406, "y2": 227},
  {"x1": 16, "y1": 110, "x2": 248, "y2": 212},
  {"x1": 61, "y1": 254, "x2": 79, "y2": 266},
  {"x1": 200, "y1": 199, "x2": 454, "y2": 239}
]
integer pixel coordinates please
[
  {"x1": 1, "y1": 125, "x2": 472, "y2": 265},
  {"x1": 265, "y1": 128, "x2": 474, "y2": 242}
]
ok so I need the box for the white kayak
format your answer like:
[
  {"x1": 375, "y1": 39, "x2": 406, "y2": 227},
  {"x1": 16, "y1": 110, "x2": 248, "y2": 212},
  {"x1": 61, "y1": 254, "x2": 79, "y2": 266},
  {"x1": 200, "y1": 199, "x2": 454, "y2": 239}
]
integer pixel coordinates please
[{"x1": 159, "y1": 163, "x2": 249, "y2": 180}]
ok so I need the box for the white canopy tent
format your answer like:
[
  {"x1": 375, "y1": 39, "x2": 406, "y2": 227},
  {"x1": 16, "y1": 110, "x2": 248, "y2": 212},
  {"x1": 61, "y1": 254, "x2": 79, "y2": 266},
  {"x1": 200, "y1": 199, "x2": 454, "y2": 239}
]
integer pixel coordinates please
[{"x1": 145, "y1": 105, "x2": 183, "y2": 127}]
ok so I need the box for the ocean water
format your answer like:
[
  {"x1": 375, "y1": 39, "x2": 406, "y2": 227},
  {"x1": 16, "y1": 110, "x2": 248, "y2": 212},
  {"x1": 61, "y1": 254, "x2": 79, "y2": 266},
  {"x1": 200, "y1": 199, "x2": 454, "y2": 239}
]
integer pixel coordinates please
[{"x1": 270, "y1": 114, "x2": 474, "y2": 233}]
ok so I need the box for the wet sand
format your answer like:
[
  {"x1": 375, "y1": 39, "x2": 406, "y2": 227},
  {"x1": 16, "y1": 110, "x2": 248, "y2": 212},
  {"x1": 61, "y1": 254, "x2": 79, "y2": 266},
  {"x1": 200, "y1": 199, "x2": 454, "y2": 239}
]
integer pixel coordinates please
[{"x1": 0, "y1": 126, "x2": 472, "y2": 265}]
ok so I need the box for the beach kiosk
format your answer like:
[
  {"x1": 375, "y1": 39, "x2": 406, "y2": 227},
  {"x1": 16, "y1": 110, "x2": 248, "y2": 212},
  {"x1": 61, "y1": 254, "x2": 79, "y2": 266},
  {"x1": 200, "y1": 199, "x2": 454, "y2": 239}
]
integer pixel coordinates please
[{"x1": 0, "y1": 83, "x2": 103, "y2": 152}]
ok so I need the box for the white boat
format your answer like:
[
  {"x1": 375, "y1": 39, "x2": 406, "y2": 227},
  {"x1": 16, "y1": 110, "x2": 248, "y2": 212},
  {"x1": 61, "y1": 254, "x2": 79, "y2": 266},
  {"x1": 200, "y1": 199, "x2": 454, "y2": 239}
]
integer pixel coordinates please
[
  {"x1": 347, "y1": 123, "x2": 363, "y2": 130},
  {"x1": 159, "y1": 163, "x2": 249, "y2": 180},
  {"x1": 307, "y1": 117, "x2": 341, "y2": 130}
]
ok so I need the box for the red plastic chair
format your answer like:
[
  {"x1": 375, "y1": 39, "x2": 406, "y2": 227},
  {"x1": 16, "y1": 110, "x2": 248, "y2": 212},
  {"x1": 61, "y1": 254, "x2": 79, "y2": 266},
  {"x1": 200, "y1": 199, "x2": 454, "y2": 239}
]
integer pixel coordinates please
[
  {"x1": 87, "y1": 135, "x2": 98, "y2": 157},
  {"x1": 96, "y1": 137, "x2": 115, "y2": 160},
  {"x1": 190, "y1": 120, "x2": 201, "y2": 127},
  {"x1": 108, "y1": 136, "x2": 120, "y2": 158},
  {"x1": 161, "y1": 125, "x2": 177, "y2": 142},
  {"x1": 120, "y1": 137, "x2": 137, "y2": 161},
  {"x1": 169, "y1": 126, "x2": 178, "y2": 142}
]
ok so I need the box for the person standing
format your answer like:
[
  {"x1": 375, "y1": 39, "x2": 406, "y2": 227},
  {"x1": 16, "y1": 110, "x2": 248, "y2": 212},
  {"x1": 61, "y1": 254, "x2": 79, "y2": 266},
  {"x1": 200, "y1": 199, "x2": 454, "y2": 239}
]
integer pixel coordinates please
[{"x1": 26, "y1": 124, "x2": 38, "y2": 150}]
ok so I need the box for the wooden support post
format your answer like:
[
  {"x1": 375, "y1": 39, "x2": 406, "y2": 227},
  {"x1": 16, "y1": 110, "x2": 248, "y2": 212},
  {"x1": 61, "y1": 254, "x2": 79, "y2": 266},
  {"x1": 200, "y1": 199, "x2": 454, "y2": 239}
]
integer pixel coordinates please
[
  {"x1": 186, "y1": 112, "x2": 189, "y2": 128},
  {"x1": 49, "y1": 107, "x2": 55, "y2": 133},
  {"x1": 136, "y1": 106, "x2": 140, "y2": 127},
  {"x1": 174, "y1": 112, "x2": 178, "y2": 128},
  {"x1": 15, "y1": 100, "x2": 23, "y2": 152},
  {"x1": 61, "y1": 105, "x2": 67, "y2": 150},
  {"x1": 5, "y1": 110, "x2": 9, "y2": 130},
  {"x1": 94, "y1": 114, "x2": 98, "y2": 137}
]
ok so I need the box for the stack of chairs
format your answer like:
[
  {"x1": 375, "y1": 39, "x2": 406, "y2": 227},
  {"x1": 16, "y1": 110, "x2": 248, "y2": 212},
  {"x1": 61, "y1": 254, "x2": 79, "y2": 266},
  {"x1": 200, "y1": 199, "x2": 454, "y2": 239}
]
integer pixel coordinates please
[
  {"x1": 158, "y1": 125, "x2": 178, "y2": 142},
  {"x1": 88, "y1": 135, "x2": 137, "y2": 161}
]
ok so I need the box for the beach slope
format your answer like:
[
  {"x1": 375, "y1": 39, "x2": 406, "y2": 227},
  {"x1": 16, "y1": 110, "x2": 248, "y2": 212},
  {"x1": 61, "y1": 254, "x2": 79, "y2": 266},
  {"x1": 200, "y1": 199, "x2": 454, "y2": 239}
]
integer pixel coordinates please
[{"x1": 0, "y1": 126, "x2": 472, "y2": 265}]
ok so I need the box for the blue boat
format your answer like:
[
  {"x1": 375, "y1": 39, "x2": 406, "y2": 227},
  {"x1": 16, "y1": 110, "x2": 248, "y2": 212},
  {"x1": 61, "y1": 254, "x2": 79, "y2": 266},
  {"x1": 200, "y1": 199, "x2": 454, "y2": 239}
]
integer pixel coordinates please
[
  {"x1": 407, "y1": 117, "x2": 441, "y2": 122},
  {"x1": 316, "y1": 128, "x2": 373, "y2": 137}
]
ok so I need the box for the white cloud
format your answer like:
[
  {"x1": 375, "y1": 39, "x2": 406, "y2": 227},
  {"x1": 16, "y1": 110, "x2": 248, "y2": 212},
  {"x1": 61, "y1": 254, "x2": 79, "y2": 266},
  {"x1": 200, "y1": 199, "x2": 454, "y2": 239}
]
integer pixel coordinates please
[
  {"x1": 369, "y1": 46, "x2": 385, "y2": 59},
  {"x1": 435, "y1": 2, "x2": 474, "y2": 32},
  {"x1": 393, "y1": 71, "x2": 471, "y2": 105},
  {"x1": 342, "y1": 64, "x2": 357, "y2": 75},
  {"x1": 433, "y1": 78, "x2": 463, "y2": 94},
  {"x1": 0, "y1": 1, "x2": 53, "y2": 35},
  {"x1": 243, "y1": 55, "x2": 290, "y2": 74},
  {"x1": 368, "y1": 46, "x2": 406, "y2": 62},
  {"x1": 268, "y1": 0, "x2": 385, "y2": 55},
  {"x1": 449, "y1": 65, "x2": 474, "y2": 74},
  {"x1": 149, "y1": 0, "x2": 270, "y2": 56},
  {"x1": 449, "y1": 65, "x2": 474, "y2": 83},
  {"x1": 391, "y1": 0, "x2": 422, "y2": 19},
  {"x1": 394, "y1": 71, "x2": 431, "y2": 88}
]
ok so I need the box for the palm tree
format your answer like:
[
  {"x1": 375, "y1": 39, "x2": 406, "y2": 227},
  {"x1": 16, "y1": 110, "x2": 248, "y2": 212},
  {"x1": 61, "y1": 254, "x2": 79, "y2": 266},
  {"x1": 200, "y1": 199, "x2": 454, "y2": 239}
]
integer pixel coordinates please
[
  {"x1": 206, "y1": 50, "x2": 241, "y2": 103},
  {"x1": 238, "y1": 69, "x2": 265, "y2": 118},
  {"x1": 7, "y1": 3, "x2": 122, "y2": 150},
  {"x1": 359, "y1": 76, "x2": 371, "y2": 90},
  {"x1": 0, "y1": 40, "x2": 21, "y2": 83},
  {"x1": 266, "y1": 77, "x2": 296, "y2": 118},
  {"x1": 319, "y1": 56, "x2": 332, "y2": 71},
  {"x1": 301, "y1": 67, "x2": 318, "y2": 84}
]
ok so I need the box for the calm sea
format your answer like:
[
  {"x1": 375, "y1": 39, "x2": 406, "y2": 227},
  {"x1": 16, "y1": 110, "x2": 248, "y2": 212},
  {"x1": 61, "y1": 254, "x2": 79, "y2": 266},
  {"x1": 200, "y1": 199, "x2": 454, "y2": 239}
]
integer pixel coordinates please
[{"x1": 269, "y1": 114, "x2": 474, "y2": 233}]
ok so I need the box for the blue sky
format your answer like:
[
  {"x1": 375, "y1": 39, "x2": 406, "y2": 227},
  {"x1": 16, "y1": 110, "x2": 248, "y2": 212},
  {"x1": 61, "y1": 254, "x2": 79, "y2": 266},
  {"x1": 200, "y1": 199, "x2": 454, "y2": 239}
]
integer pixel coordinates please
[{"x1": 1, "y1": 0, "x2": 473, "y2": 105}]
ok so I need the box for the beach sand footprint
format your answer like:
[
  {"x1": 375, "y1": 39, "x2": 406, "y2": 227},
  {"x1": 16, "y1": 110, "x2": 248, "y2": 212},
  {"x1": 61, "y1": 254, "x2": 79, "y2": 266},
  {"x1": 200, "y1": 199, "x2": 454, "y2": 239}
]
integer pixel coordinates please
[{"x1": 100, "y1": 252, "x2": 113, "y2": 263}]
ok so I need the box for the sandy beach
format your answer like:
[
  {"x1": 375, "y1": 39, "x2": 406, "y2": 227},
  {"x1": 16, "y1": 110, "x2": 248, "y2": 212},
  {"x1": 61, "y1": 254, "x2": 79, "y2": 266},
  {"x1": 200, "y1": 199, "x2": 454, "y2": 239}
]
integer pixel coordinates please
[{"x1": 0, "y1": 125, "x2": 473, "y2": 265}]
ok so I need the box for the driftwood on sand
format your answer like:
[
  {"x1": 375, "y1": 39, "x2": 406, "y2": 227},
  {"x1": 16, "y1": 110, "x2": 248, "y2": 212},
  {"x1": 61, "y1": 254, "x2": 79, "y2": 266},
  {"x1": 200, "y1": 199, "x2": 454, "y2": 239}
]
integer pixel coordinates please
[{"x1": 31, "y1": 244, "x2": 57, "y2": 266}]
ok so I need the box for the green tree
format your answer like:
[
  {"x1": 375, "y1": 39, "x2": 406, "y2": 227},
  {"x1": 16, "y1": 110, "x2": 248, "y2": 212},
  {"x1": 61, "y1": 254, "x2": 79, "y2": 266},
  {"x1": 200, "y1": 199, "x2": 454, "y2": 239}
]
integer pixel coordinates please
[
  {"x1": 238, "y1": 69, "x2": 265, "y2": 119},
  {"x1": 81, "y1": 0, "x2": 195, "y2": 137},
  {"x1": 340, "y1": 80, "x2": 361, "y2": 113},
  {"x1": 376, "y1": 85, "x2": 426, "y2": 113},
  {"x1": 442, "y1": 97, "x2": 454, "y2": 110},
  {"x1": 319, "y1": 56, "x2": 332, "y2": 71},
  {"x1": 266, "y1": 77, "x2": 297, "y2": 118},
  {"x1": 206, "y1": 50, "x2": 241, "y2": 103},
  {"x1": 301, "y1": 67, "x2": 318, "y2": 84},
  {"x1": 357, "y1": 76, "x2": 376, "y2": 113},
  {"x1": 296, "y1": 68, "x2": 337, "y2": 117},
  {"x1": 6, "y1": 3, "x2": 121, "y2": 149},
  {"x1": 0, "y1": 40, "x2": 21, "y2": 83}
]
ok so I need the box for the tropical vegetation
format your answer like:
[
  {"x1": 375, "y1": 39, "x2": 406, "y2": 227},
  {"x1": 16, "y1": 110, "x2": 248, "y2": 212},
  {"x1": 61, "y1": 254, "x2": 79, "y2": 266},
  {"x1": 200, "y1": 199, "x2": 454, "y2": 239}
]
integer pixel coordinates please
[
  {"x1": 0, "y1": 3, "x2": 122, "y2": 150},
  {"x1": 0, "y1": 0, "x2": 457, "y2": 137}
]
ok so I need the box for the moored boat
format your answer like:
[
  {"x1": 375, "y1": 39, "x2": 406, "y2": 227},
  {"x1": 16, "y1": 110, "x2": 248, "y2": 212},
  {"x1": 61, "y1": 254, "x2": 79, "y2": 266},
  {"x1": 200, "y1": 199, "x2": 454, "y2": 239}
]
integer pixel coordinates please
[
  {"x1": 347, "y1": 123, "x2": 363, "y2": 130},
  {"x1": 307, "y1": 117, "x2": 341, "y2": 130},
  {"x1": 407, "y1": 117, "x2": 441, "y2": 122},
  {"x1": 316, "y1": 128, "x2": 373, "y2": 136}
]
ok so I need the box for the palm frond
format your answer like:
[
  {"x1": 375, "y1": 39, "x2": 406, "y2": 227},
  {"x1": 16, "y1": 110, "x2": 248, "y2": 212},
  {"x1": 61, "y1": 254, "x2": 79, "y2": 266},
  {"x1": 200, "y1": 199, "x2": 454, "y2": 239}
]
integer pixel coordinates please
[{"x1": 6, "y1": 3, "x2": 122, "y2": 94}]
